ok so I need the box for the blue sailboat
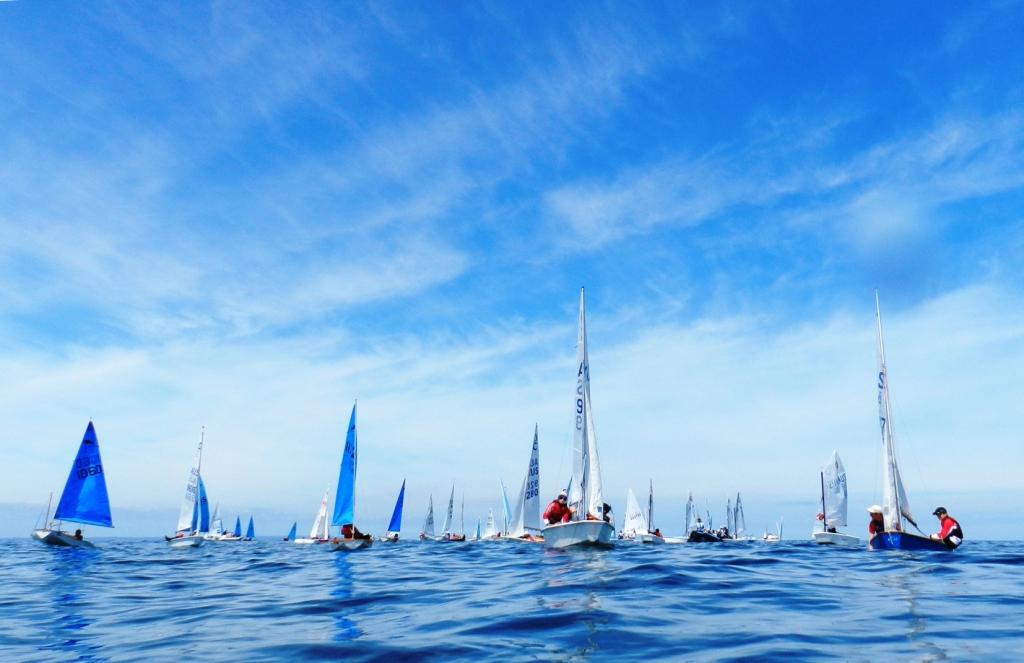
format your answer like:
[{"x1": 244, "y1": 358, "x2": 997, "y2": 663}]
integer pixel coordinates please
[
  {"x1": 283, "y1": 521, "x2": 297, "y2": 542},
  {"x1": 244, "y1": 516, "x2": 255, "y2": 541},
  {"x1": 166, "y1": 429, "x2": 207, "y2": 548},
  {"x1": 32, "y1": 421, "x2": 113, "y2": 547},
  {"x1": 381, "y1": 479, "x2": 406, "y2": 542},
  {"x1": 330, "y1": 402, "x2": 373, "y2": 550},
  {"x1": 869, "y1": 293, "x2": 953, "y2": 552}
]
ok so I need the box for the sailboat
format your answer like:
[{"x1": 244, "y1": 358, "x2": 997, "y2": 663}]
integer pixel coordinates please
[
  {"x1": 686, "y1": 493, "x2": 721, "y2": 542},
  {"x1": 440, "y1": 484, "x2": 466, "y2": 541},
  {"x1": 637, "y1": 481, "x2": 665, "y2": 544},
  {"x1": 32, "y1": 421, "x2": 113, "y2": 548},
  {"x1": 499, "y1": 480, "x2": 513, "y2": 538},
  {"x1": 283, "y1": 522, "x2": 297, "y2": 542},
  {"x1": 166, "y1": 430, "x2": 207, "y2": 548},
  {"x1": 475, "y1": 519, "x2": 482, "y2": 541},
  {"x1": 329, "y1": 402, "x2": 373, "y2": 551},
  {"x1": 243, "y1": 516, "x2": 255, "y2": 541},
  {"x1": 763, "y1": 517, "x2": 784, "y2": 542},
  {"x1": 482, "y1": 508, "x2": 497, "y2": 539},
  {"x1": 543, "y1": 288, "x2": 615, "y2": 548},
  {"x1": 869, "y1": 293, "x2": 950, "y2": 551},
  {"x1": 206, "y1": 503, "x2": 223, "y2": 540},
  {"x1": 419, "y1": 494, "x2": 438, "y2": 541},
  {"x1": 295, "y1": 491, "x2": 330, "y2": 544},
  {"x1": 621, "y1": 488, "x2": 647, "y2": 540},
  {"x1": 380, "y1": 479, "x2": 406, "y2": 542},
  {"x1": 813, "y1": 451, "x2": 859, "y2": 546},
  {"x1": 507, "y1": 425, "x2": 543, "y2": 542}
]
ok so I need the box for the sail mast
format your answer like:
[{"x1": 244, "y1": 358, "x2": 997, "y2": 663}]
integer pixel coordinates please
[
  {"x1": 820, "y1": 471, "x2": 827, "y2": 533},
  {"x1": 648, "y1": 480, "x2": 654, "y2": 534}
]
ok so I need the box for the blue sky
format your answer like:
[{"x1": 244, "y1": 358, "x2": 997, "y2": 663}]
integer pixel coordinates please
[{"x1": 2, "y1": 2, "x2": 1023, "y2": 538}]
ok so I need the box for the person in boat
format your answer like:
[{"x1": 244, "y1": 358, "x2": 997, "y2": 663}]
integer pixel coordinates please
[
  {"x1": 694, "y1": 517, "x2": 706, "y2": 533},
  {"x1": 543, "y1": 490, "x2": 573, "y2": 524},
  {"x1": 930, "y1": 507, "x2": 963, "y2": 548},
  {"x1": 867, "y1": 505, "x2": 885, "y2": 536},
  {"x1": 340, "y1": 524, "x2": 371, "y2": 540},
  {"x1": 816, "y1": 512, "x2": 838, "y2": 533},
  {"x1": 602, "y1": 503, "x2": 613, "y2": 524},
  {"x1": 74, "y1": 529, "x2": 83, "y2": 541},
  {"x1": 652, "y1": 528, "x2": 662, "y2": 537}
]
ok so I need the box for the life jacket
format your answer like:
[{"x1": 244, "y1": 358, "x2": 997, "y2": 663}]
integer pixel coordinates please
[{"x1": 943, "y1": 519, "x2": 964, "y2": 549}]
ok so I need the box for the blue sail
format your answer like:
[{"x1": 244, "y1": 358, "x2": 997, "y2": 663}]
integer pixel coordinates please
[
  {"x1": 197, "y1": 477, "x2": 210, "y2": 533},
  {"x1": 387, "y1": 480, "x2": 406, "y2": 533},
  {"x1": 332, "y1": 402, "x2": 358, "y2": 527},
  {"x1": 233, "y1": 516, "x2": 241, "y2": 537},
  {"x1": 54, "y1": 421, "x2": 113, "y2": 527},
  {"x1": 286, "y1": 522, "x2": 297, "y2": 541},
  {"x1": 246, "y1": 516, "x2": 255, "y2": 539},
  {"x1": 191, "y1": 497, "x2": 199, "y2": 532}
]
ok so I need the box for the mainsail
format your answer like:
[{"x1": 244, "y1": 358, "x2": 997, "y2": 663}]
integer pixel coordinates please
[
  {"x1": 509, "y1": 425, "x2": 542, "y2": 537},
  {"x1": 734, "y1": 493, "x2": 746, "y2": 537},
  {"x1": 622, "y1": 488, "x2": 647, "y2": 536},
  {"x1": 54, "y1": 421, "x2": 113, "y2": 528},
  {"x1": 176, "y1": 430, "x2": 204, "y2": 533},
  {"x1": 422, "y1": 495, "x2": 435, "y2": 537},
  {"x1": 483, "y1": 509, "x2": 496, "y2": 538},
  {"x1": 310, "y1": 491, "x2": 329, "y2": 539},
  {"x1": 441, "y1": 484, "x2": 455, "y2": 535},
  {"x1": 569, "y1": 288, "x2": 606, "y2": 521},
  {"x1": 876, "y1": 293, "x2": 915, "y2": 532},
  {"x1": 685, "y1": 493, "x2": 697, "y2": 532},
  {"x1": 245, "y1": 516, "x2": 255, "y2": 539},
  {"x1": 387, "y1": 480, "x2": 406, "y2": 535},
  {"x1": 822, "y1": 451, "x2": 848, "y2": 528},
  {"x1": 286, "y1": 522, "x2": 297, "y2": 541},
  {"x1": 233, "y1": 516, "x2": 242, "y2": 538},
  {"x1": 195, "y1": 476, "x2": 210, "y2": 534},
  {"x1": 332, "y1": 402, "x2": 358, "y2": 528},
  {"x1": 726, "y1": 497, "x2": 734, "y2": 534}
]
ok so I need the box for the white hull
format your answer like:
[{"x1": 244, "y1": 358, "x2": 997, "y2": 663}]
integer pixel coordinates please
[
  {"x1": 329, "y1": 537, "x2": 373, "y2": 551},
  {"x1": 542, "y1": 520, "x2": 615, "y2": 549},
  {"x1": 31, "y1": 529, "x2": 95, "y2": 548},
  {"x1": 378, "y1": 534, "x2": 399, "y2": 543},
  {"x1": 205, "y1": 534, "x2": 242, "y2": 542},
  {"x1": 167, "y1": 534, "x2": 206, "y2": 548},
  {"x1": 637, "y1": 533, "x2": 665, "y2": 544},
  {"x1": 662, "y1": 536, "x2": 686, "y2": 544},
  {"x1": 293, "y1": 538, "x2": 328, "y2": 545},
  {"x1": 812, "y1": 531, "x2": 860, "y2": 546}
]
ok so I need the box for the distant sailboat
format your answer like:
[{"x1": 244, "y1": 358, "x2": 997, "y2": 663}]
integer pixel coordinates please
[
  {"x1": 543, "y1": 288, "x2": 615, "y2": 548},
  {"x1": 243, "y1": 516, "x2": 255, "y2": 541},
  {"x1": 166, "y1": 430, "x2": 207, "y2": 548},
  {"x1": 295, "y1": 491, "x2": 330, "y2": 544},
  {"x1": 32, "y1": 421, "x2": 113, "y2": 547},
  {"x1": 419, "y1": 494, "x2": 437, "y2": 541},
  {"x1": 812, "y1": 451, "x2": 859, "y2": 546},
  {"x1": 508, "y1": 425, "x2": 543, "y2": 542},
  {"x1": 440, "y1": 484, "x2": 466, "y2": 541},
  {"x1": 232, "y1": 516, "x2": 242, "y2": 539},
  {"x1": 482, "y1": 508, "x2": 497, "y2": 539},
  {"x1": 869, "y1": 293, "x2": 952, "y2": 551},
  {"x1": 763, "y1": 517, "x2": 784, "y2": 542},
  {"x1": 284, "y1": 521, "x2": 297, "y2": 542},
  {"x1": 621, "y1": 488, "x2": 647, "y2": 540},
  {"x1": 499, "y1": 480, "x2": 513, "y2": 537},
  {"x1": 381, "y1": 480, "x2": 406, "y2": 542},
  {"x1": 329, "y1": 402, "x2": 373, "y2": 551},
  {"x1": 637, "y1": 480, "x2": 665, "y2": 544},
  {"x1": 686, "y1": 492, "x2": 721, "y2": 543}
]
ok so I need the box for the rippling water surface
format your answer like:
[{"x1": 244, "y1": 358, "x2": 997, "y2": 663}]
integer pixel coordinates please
[{"x1": 2, "y1": 538, "x2": 1022, "y2": 661}]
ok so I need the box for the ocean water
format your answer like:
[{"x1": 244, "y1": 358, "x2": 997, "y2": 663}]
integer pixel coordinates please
[{"x1": 1, "y1": 538, "x2": 1022, "y2": 661}]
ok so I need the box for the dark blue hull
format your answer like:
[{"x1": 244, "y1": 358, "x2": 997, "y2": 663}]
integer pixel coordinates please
[
  {"x1": 868, "y1": 532, "x2": 951, "y2": 551},
  {"x1": 688, "y1": 531, "x2": 723, "y2": 543}
]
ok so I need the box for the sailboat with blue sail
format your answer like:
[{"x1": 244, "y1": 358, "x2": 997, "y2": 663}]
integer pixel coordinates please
[
  {"x1": 283, "y1": 521, "x2": 297, "y2": 542},
  {"x1": 329, "y1": 402, "x2": 373, "y2": 551},
  {"x1": 243, "y1": 516, "x2": 255, "y2": 541},
  {"x1": 868, "y1": 293, "x2": 954, "y2": 552},
  {"x1": 32, "y1": 421, "x2": 113, "y2": 548},
  {"x1": 166, "y1": 429, "x2": 207, "y2": 548},
  {"x1": 380, "y1": 479, "x2": 406, "y2": 542}
]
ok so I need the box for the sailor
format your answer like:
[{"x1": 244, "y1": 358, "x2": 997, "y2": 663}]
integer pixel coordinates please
[
  {"x1": 542, "y1": 490, "x2": 573, "y2": 524},
  {"x1": 74, "y1": 529, "x2": 83, "y2": 541},
  {"x1": 930, "y1": 507, "x2": 963, "y2": 548},
  {"x1": 340, "y1": 524, "x2": 371, "y2": 540},
  {"x1": 694, "y1": 517, "x2": 706, "y2": 532},
  {"x1": 867, "y1": 505, "x2": 885, "y2": 536}
]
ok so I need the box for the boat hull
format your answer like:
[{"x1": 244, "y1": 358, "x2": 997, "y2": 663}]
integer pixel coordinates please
[
  {"x1": 637, "y1": 533, "x2": 665, "y2": 544},
  {"x1": 330, "y1": 537, "x2": 373, "y2": 551},
  {"x1": 293, "y1": 538, "x2": 328, "y2": 545},
  {"x1": 813, "y1": 531, "x2": 860, "y2": 546},
  {"x1": 687, "y1": 530, "x2": 723, "y2": 543},
  {"x1": 542, "y1": 520, "x2": 615, "y2": 549},
  {"x1": 31, "y1": 529, "x2": 95, "y2": 548},
  {"x1": 869, "y1": 532, "x2": 952, "y2": 551},
  {"x1": 166, "y1": 534, "x2": 206, "y2": 548}
]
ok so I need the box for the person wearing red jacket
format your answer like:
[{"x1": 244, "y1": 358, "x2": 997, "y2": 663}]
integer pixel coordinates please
[
  {"x1": 543, "y1": 490, "x2": 573, "y2": 525},
  {"x1": 930, "y1": 507, "x2": 963, "y2": 548},
  {"x1": 867, "y1": 505, "x2": 885, "y2": 536}
]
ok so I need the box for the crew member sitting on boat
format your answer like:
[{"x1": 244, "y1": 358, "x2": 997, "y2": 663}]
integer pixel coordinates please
[
  {"x1": 652, "y1": 528, "x2": 663, "y2": 537},
  {"x1": 694, "y1": 517, "x2": 706, "y2": 532},
  {"x1": 340, "y1": 524, "x2": 371, "y2": 540},
  {"x1": 74, "y1": 529, "x2": 83, "y2": 541},
  {"x1": 930, "y1": 507, "x2": 963, "y2": 549},
  {"x1": 867, "y1": 505, "x2": 885, "y2": 536},
  {"x1": 815, "y1": 512, "x2": 837, "y2": 533},
  {"x1": 543, "y1": 491, "x2": 573, "y2": 524}
]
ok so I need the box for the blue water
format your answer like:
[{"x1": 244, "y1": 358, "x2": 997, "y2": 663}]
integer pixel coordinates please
[{"x1": 2, "y1": 539, "x2": 1022, "y2": 661}]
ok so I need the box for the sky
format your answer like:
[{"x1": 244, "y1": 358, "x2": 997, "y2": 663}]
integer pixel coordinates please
[{"x1": 2, "y1": 2, "x2": 1023, "y2": 539}]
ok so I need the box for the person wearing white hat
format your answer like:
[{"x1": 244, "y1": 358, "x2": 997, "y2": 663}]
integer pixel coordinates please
[
  {"x1": 542, "y1": 490, "x2": 573, "y2": 525},
  {"x1": 867, "y1": 505, "x2": 885, "y2": 537}
]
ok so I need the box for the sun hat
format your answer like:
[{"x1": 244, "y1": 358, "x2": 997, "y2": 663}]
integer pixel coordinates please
[{"x1": 866, "y1": 505, "x2": 883, "y2": 514}]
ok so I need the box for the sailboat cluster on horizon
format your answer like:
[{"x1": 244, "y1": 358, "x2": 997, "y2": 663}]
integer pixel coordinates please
[{"x1": 30, "y1": 289, "x2": 962, "y2": 553}]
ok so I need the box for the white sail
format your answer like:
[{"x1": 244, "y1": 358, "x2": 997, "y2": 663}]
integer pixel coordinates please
[
  {"x1": 483, "y1": 508, "x2": 496, "y2": 538},
  {"x1": 509, "y1": 476, "x2": 527, "y2": 538},
  {"x1": 734, "y1": 493, "x2": 746, "y2": 537},
  {"x1": 822, "y1": 451, "x2": 848, "y2": 528},
  {"x1": 309, "y1": 491, "x2": 330, "y2": 539},
  {"x1": 211, "y1": 503, "x2": 223, "y2": 535},
  {"x1": 647, "y1": 480, "x2": 654, "y2": 533},
  {"x1": 685, "y1": 493, "x2": 697, "y2": 532},
  {"x1": 726, "y1": 498, "x2": 734, "y2": 534},
  {"x1": 524, "y1": 425, "x2": 540, "y2": 532},
  {"x1": 622, "y1": 488, "x2": 647, "y2": 537},
  {"x1": 441, "y1": 485, "x2": 455, "y2": 535},
  {"x1": 175, "y1": 430, "x2": 204, "y2": 533},
  {"x1": 570, "y1": 288, "x2": 606, "y2": 521},
  {"x1": 422, "y1": 495, "x2": 435, "y2": 537},
  {"x1": 876, "y1": 293, "x2": 915, "y2": 532}
]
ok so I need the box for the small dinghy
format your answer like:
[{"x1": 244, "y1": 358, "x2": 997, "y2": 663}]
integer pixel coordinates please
[
  {"x1": 507, "y1": 426, "x2": 543, "y2": 543},
  {"x1": 868, "y1": 294, "x2": 953, "y2": 552},
  {"x1": 165, "y1": 430, "x2": 207, "y2": 548},
  {"x1": 636, "y1": 481, "x2": 665, "y2": 544},
  {"x1": 683, "y1": 493, "x2": 720, "y2": 543},
  {"x1": 438, "y1": 485, "x2": 467, "y2": 541},
  {"x1": 32, "y1": 421, "x2": 113, "y2": 548},
  {"x1": 543, "y1": 289, "x2": 614, "y2": 549},
  {"x1": 295, "y1": 492, "x2": 330, "y2": 544},
  {"x1": 419, "y1": 495, "x2": 441, "y2": 541},
  {"x1": 328, "y1": 402, "x2": 373, "y2": 551},
  {"x1": 284, "y1": 522, "x2": 297, "y2": 542},
  {"x1": 812, "y1": 451, "x2": 860, "y2": 546},
  {"x1": 762, "y1": 518, "x2": 784, "y2": 543},
  {"x1": 379, "y1": 480, "x2": 406, "y2": 542}
]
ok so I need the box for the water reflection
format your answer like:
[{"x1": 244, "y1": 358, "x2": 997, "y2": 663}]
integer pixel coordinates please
[
  {"x1": 331, "y1": 553, "x2": 360, "y2": 642},
  {"x1": 39, "y1": 547, "x2": 104, "y2": 661}
]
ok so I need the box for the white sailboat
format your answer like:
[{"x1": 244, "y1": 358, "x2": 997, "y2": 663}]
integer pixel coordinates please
[
  {"x1": 419, "y1": 495, "x2": 439, "y2": 541},
  {"x1": 621, "y1": 488, "x2": 647, "y2": 540},
  {"x1": 508, "y1": 425, "x2": 543, "y2": 542},
  {"x1": 295, "y1": 491, "x2": 331, "y2": 544},
  {"x1": 481, "y1": 508, "x2": 497, "y2": 539},
  {"x1": 637, "y1": 481, "x2": 665, "y2": 544},
  {"x1": 439, "y1": 484, "x2": 466, "y2": 541},
  {"x1": 762, "y1": 518, "x2": 784, "y2": 542},
  {"x1": 166, "y1": 429, "x2": 207, "y2": 548},
  {"x1": 543, "y1": 288, "x2": 615, "y2": 548},
  {"x1": 812, "y1": 451, "x2": 859, "y2": 546},
  {"x1": 32, "y1": 421, "x2": 113, "y2": 548}
]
